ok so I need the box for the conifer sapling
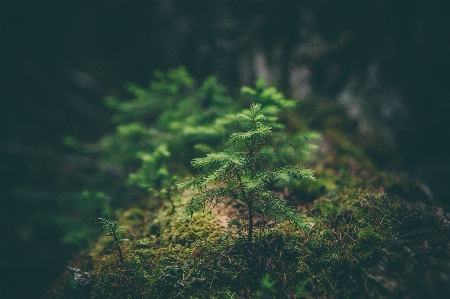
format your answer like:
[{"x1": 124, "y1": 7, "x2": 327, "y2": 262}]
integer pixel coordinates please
[
  {"x1": 178, "y1": 103, "x2": 315, "y2": 250},
  {"x1": 98, "y1": 214, "x2": 126, "y2": 263}
]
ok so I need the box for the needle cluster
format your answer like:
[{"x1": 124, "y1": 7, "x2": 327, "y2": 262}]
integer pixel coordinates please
[
  {"x1": 98, "y1": 214, "x2": 126, "y2": 263},
  {"x1": 178, "y1": 103, "x2": 315, "y2": 249}
]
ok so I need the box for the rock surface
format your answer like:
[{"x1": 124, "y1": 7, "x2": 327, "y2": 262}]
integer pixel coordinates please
[{"x1": 65, "y1": 265, "x2": 93, "y2": 287}]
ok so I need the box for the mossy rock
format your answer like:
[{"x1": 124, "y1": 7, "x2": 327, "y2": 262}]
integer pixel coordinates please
[
  {"x1": 44, "y1": 98, "x2": 450, "y2": 299},
  {"x1": 46, "y1": 171, "x2": 450, "y2": 299}
]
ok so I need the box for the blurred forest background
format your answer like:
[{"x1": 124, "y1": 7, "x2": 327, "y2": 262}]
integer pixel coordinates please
[{"x1": 1, "y1": 1, "x2": 449, "y2": 298}]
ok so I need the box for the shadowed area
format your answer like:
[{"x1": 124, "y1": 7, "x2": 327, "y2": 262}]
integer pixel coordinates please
[{"x1": 1, "y1": 1, "x2": 449, "y2": 298}]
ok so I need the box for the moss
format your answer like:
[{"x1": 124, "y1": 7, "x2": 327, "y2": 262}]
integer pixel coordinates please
[
  {"x1": 311, "y1": 199, "x2": 338, "y2": 218},
  {"x1": 122, "y1": 207, "x2": 146, "y2": 221},
  {"x1": 160, "y1": 211, "x2": 223, "y2": 246},
  {"x1": 293, "y1": 259, "x2": 313, "y2": 297},
  {"x1": 290, "y1": 169, "x2": 337, "y2": 201},
  {"x1": 143, "y1": 240, "x2": 249, "y2": 298},
  {"x1": 254, "y1": 274, "x2": 276, "y2": 299},
  {"x1": 352, "y1": 227, "x2": 385, "y2": 263},
  {"x1": 48, "y1": 183, "x2": 448, "y2": 299},
  {"x1": 91, "y1": 255, "x2": 152, "y2": 298},
  {"x1": 153, "y1": 195, "x2": 225, "y2": 246},
  {"x1": 45, "y1": 97, "x2": 450, "y2": 299}
]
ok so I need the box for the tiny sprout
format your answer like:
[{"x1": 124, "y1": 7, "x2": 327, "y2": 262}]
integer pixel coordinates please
[{"x1": 97, "y1": 213, "x2": 125, "y2": 263}]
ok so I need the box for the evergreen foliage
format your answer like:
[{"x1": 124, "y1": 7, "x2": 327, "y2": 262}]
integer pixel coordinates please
[
  {"x1": 255, "y1": 274, "x2": 276, "y2": 298},
  {"x1": 178, "y1": 103, "x2": 315, "y2": 249},
  {"x1": 57, "y1": 67, "x2": 320, "y2": 254},
  {"x1": 97, "y1": 214, "x2": 126, "y2": 263},
  {"x1": 79, "y1": 68, "x2": 320, "y2": 211},
  {"x1": 44, "y1": 68, "x2": 450, "y2": 299}
]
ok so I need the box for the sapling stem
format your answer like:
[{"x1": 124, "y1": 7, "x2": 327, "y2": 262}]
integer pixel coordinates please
[
  {"x1": 179, "y1": 102, "x2": 316, "y2": 256},
  {"x1": 98, "y1": 214, "x2": 125, "y2": 263}
]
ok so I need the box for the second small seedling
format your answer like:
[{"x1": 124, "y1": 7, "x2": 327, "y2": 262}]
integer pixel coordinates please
[{"x1": 98, "y1": 214, "x2": 127, "y2": 263}]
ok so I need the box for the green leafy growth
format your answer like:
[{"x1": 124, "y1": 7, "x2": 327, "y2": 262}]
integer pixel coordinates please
[
  {"x1": 97, "y1": 214, "x2": 126, "y2": 263},
  {"x1": 97, "y1": 68, "x2": 239, "y2": 207},
  {"x1": 127, "y1": 144, "x2": 178, "y2": 213},
  {"x1": 255, "y1": 274, "x2": 276, "y2": 299},
  {"x1": 65, "y1": 68, "x2": 320, "y2": 214},
  {"x1": 240, "y1": 78, "x2": 321, "y2": 167},
  {"x1": 179, "y1": 103, "x2": 315, "y2": 250}
]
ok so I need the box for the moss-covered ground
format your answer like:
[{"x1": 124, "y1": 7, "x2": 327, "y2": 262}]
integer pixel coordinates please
[{"x1": 43, "y1": 101, "x2": 450, "y2": 299}]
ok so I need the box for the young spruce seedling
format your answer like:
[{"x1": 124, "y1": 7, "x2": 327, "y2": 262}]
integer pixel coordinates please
[
  {"x1": 98, "y1": 214, "x2": 126, "y2": 263},
  {"x1": 178, "y1": 103, "x2": 315, "y2": 250}
]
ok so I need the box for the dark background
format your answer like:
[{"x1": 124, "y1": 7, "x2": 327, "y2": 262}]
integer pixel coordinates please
[{"x1": 1, "y1": 1, "x2": 449, "y2": 298}]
